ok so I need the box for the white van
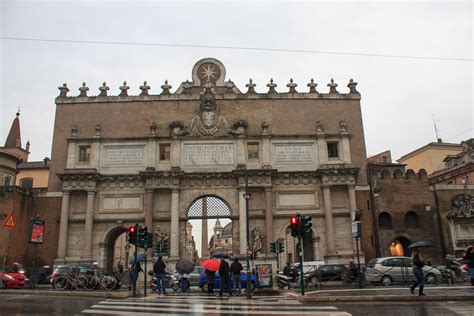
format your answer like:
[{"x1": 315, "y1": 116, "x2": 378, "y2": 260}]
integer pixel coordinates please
[{"x1": 292, "y1": 261, "x2": 326, "y2": 274}]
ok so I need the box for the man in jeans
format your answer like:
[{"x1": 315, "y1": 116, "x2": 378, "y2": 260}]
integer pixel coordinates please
[
  {"x1": 218, "y1": 257, "x2": 232, "y2": 297},
  {"x1": 153, "y1": 256, "x2": 167, "y2": 296},
  {"x1": 230, "y1": 258, "x2": 243, "y2": 295}
]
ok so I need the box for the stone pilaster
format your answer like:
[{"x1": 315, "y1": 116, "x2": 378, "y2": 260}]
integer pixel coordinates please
[
  {"x1": 57, "y1": 191, "x2": 71, "y2": 260},
  {"x1": 83, "y1": 190, "x2": 96, "y2": 259},
  {"x1": 145, "y1": 189, "x2": 154, "y2": 258},
  {"x1": 238, "y1": 188, "x2": 247, "y2": 255},
  {"x1": 170, "y1": 189, "x2": 180, "y2": 259},
  {"x1": 264, "y1": 188, "x2": 274, "y2": 253},
  {"x1": 323, "y1": 186, "x2": 336, "y2": 255}
]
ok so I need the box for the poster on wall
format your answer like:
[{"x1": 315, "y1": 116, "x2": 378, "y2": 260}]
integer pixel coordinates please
[
  {"x1": 256, "y1": 264, "x2": 272, "y2": 288},
  {"x1": 29, "y1": 219, "x2": 45, "y2": 244}
]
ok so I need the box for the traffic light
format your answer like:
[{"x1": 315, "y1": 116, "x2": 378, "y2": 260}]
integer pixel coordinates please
[
  {"x1": 128, "y1": 226, "x2": 137, "y2": 245},
  {"x1": 270, "y1": 242, "x2": 276, "y2": 254},
  {"x1": 290, "y1": 214, "x2": 300, "y2": 237},
  {"x1": 136, "y1": 226, "x2": 148, "y2": 248},
  {"x1": 249, "y1": 249, "x2": 257, "y2": 260},
  {"x1": 301, "y1": 215, "x2": 312, "y2": 236},
  {"x1": 145, "y1": 232, "x2": 153, "y2": 249},
  {"x1": 278, "y1": 240, "x2": 285, "y2": 253}
]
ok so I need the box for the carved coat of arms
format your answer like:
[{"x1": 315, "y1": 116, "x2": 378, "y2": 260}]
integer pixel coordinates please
[{"x1": 450, "y1": 194, "x2": 474, "y2": 218}]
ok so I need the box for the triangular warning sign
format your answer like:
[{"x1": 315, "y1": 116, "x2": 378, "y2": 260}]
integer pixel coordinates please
[{"x1": 4, "y1": 213, "x2": 16, "y2": 228}]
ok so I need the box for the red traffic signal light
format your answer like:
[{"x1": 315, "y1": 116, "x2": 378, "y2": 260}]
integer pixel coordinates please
[
  {"x1": 290, "y1": 214, "x2": 301, "y2": 237},
  {"x1": 128, "y1": 226, "x2": 137, "y2": 244},
  {"x1": 290, "y1": 215, "x2": 298, "y2": 225},
  {"x1": 129, "y1": 226, "x2": 136, "y2": 233}
]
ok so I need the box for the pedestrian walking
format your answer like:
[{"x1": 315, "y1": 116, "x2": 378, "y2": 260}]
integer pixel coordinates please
[
  {"x1": 179, "y1": 272, "x2": 190, "y2": 294},
  {"x1": 129, "y1": 262, "x2": 143, "y2": 290},
  {"x1": 153, "y1": 256, "x2": 167, "y2": 296},
  {"x1": 410, "y1": 249, "x2": 426, "y2": 296},
  {"x1": 462, "y1": 245, "x2": 474, "y2": 286},
  {"x1": 230, "y1": 258, "x2": 243, "y2": 295},
  {"x1": 205, "y1": 269, "x2": 216, "y2": 295},
  {"x1": 218, "y1": 257, "x2": 232, "y2": 297}
]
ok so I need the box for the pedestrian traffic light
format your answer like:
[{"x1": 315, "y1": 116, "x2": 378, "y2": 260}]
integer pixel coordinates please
[
  {"x1": 290, "y1": 214, "x2": 300, "y2": 237},
  {"x1": 278, "y1": 240, "x2": 285, "y2": 253},
  {"x1": 136, "y1": 226, "x2": 147, "y2": 248},
  {"x1": 128, "y1": 226, "x2": 137, "y2": 245},
  {"x1": 270, "y1": 242, "x2": 276, "y2": 254},
  {"x1": 145, "y1": 232, "x2": 153, "y2": 249},
  {"x1": 301, "y1": 215, "x2": 312, "y2": 236}
]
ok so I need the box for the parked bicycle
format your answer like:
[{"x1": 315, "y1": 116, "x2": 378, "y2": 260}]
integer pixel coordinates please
[
  {"x1": 83, "y1": 270, "x2": 117, "y2": 291},
  {"x1": 52, "y1": 271, "x2": 88, "y2": 290}
]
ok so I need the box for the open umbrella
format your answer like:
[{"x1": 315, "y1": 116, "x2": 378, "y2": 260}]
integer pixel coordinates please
[
  {"x1": 212, "y1": 252, "x2": 230, "y2": 259},
  {"x1": 129, "y1": 253, "x2": 146, "y2": 264},
  {"x1": 201, "y1": 259, "x2": 220, "y2": 271},
  {"x1": 408, "y1": 241, "x2": 434, "y2": 249},
  {"x1": 176, "y1": 260, "x2": 194, "y2": 274}
]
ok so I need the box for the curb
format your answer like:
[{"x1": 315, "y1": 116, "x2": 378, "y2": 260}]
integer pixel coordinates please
[
  {"x1": 299, "y1": 295, "x2": 474, "y2": 303},
  {"x1": 0, "y1": 289, "x2": 130, "y2": 299}
]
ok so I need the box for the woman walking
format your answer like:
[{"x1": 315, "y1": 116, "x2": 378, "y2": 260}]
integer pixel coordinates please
[
  {"x1": 462, "y1": 245, "x2": 474, "y2": 286},
  {"x1": 410, "y1": 249, "x2": 426, "y2": 296},
  {"x1": 205, "y1": 269, "x2": 216, "y2": 295}
]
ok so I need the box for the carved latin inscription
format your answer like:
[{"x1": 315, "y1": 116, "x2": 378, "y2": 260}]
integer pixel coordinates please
[
  {"x1": 184, "y1": 143, "x2": 234, "y2": 165},
  {"x1": 103, "y1": 146, "x2": 144, "y2": 165},
  {"x1": 273, "y1": 143, "x2": 315, "y2": 163}
]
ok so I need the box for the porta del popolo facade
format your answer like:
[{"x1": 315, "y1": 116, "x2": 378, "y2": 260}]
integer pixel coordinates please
[{"x1": 48, "y1": 58, "x2": 369, "y2": 269}]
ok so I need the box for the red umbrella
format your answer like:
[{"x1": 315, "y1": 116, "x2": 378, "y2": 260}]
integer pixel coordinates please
[{"x1": 201, "y1": 259, "x2": 220, "y2": 271}]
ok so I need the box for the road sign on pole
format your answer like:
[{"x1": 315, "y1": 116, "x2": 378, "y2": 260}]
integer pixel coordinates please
[{"x1": 3, "y1": 213, "x2": 16, "y2": 228}]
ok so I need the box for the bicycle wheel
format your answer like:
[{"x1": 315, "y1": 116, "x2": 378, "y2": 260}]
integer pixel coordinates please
[
  {"x1": 85, "y1": 276, "x2": 98, "y2": 290},
  {"x1": 99, "y1": 276, "x2": 116, "y2": 291},
  {"x1": 52, "y1": 275, "x2": 69, "y2": 290},
  {"x1": 75, "y1": 275, "x2": 89, "y2": 290}
]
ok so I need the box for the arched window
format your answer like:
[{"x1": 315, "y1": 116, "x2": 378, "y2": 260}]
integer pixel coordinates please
[
  {"x1": 405, "y1": 211, "x2": 419, "y2": 229},
  {"x1": 379, "y1": 212, "x2": 393, "y2": 230},
  {"x1": 20, "y1": 178, "x2": 33, "y2": 189}
]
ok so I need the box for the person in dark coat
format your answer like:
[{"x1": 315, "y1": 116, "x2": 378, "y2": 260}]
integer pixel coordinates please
[
  {"x1": 153, "y1": 256, "x2": 167, "y2": 295},
  {"x1": 462, "y1": 245, "x2": 474, "y2": 286},
  {"x1": 230, "y1": 258, "x2": 243, "y2": 295},
  {"x1": 218, "y1": 257, "x2": 232, "y2": 297},
  {"x1": 410, "y1": 249, "x2": 426, "y2": 296},
  {"x1": 205, "y1": 269, "x2": 216, "y2": 295}
]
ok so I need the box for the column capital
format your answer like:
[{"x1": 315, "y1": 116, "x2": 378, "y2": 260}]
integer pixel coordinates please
[
  {"x1": 62, "y1": 191, "x2": 71, "y2": 196},
  {"x1": 322, "y1": 184, "x2": 332, "y2": 189},
  {"x1": 145, "y1": 188, "x2": 155, "y2": 193},
  {"x1": 264, "y1": 187, "x2": 273, "y2": 192},
  {"x1": 171, "y1": 189, "x2": 180, "y2": 194},
  {"x1": 87, "y1": 190, "x2": 96, "y2": 195},
  {"x1": 347, "y1": 184, "x2": 356, "y2": 189}
]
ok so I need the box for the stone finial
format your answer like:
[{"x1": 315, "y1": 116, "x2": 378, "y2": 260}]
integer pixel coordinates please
[
  {"x1": 339, "y1": 120, "x2": 348, "y2": 134},
  {"x1": 316, "y1": 120, "x2": 324, "y2": 135},
  {"x1": 99, "y1": 82, "x2": 110, "y2": 97},
  {"x1": 95, "y1": 124, "x2": 102, "y2": 137},
  {"x1": 347, "y1": 79, "x2": 359, "y2": 94},
  {"x1": 161, "y1": 80, "x2": 172, "y2": 95},
  {"x1": 245, "y1": 78, "x2": 256, "y2": 94},
  {"x1": 287, "y1": 78, "x2": 298, "y2": 93},
  {"x1": 327, "y1": 78, "x2": 339, "y2": 94},
  {"x1": 79, "y1": 82, "x2": 89, "y2": 97},
  {"x1": 266, "y1": 78, "x2": 278, "y2": 94},
  {"x1": 119, "y1": 81, "x2": 129, "y2": 97},
  {"x1": 58, "y1": 83, "x2": 70, "y2": 98},
  {"x1": 261, "y1": 121, "x2": 269, "y2": 135},
  {"x1": 139, "y1": 81, "x2": 151, "y2": 96},
  {"x1": 182, "y1": 80, "x2": 192, "y2": 94},
  {"x1": 307, "y1": 78, "x2": 318, "y2": 93},
  {"x1": 149, "y1": 121, "x2": 157, "y2": 135},
  {"x1": 71, "y1": 125, "x2": 78, "y2": 137},
  {"x1": 225, "y1": 79, "x2": 236, "y2": 93}
]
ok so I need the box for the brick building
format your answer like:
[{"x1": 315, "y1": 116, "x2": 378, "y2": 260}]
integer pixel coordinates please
[{"x1": 48, "y1": 58, "x2": 370, "y2": 270}]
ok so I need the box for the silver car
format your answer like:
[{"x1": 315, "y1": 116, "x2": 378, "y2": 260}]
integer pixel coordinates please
[{"x1": 365, "y1": 256, "x2": 441, "y2": 285}]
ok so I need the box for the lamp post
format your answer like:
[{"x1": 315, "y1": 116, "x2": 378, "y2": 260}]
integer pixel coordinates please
[{"x1": 244, "y1": 169, "x2": 252, "y2": 299}]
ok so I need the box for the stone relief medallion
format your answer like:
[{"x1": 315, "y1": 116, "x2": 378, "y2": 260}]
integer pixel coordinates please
[
  {"x1": 197, "y1": 62, "x2": 221, "y2": 85},
  {"x1": 450, "y1": 194, "x2": 474, "y2": 218}
]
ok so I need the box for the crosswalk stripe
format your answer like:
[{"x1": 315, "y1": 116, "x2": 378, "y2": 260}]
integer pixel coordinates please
[
  {"x1": 83, "y1": 304, "x2": 351, "y2": 315},
  {"x1": 99, "y1": 300, "x2": 339, "y2": 310}
]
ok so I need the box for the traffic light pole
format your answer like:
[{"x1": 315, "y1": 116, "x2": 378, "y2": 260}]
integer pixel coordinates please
[
  {"x1": 144, "y1": 246, "x2": 147, "y2": 296},
  {"x1": 275, "y1": 242, "x2": 280, "y2": 272},
  {"x1": 298, "y1": 236, "x2": 305, "y2": 296},
  {"x1": 244, "y1": 169, "x2": 252, "y2": 299}
]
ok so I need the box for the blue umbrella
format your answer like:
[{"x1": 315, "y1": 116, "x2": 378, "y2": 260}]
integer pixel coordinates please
[
  {"x1": 129, "y1": 253, "x2": 146, "y2": 264},
  {"x1": 212, "y1": 252, "x2": 230, "y2": 259}
]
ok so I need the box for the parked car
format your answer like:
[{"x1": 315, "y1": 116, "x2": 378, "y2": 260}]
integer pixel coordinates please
[
  {"x1": 173, "y1": 267, "x2": 204, "y2": 287},
  {"x1": 365, "y1": 256, "x2": 441, "y2": 285},
  {"x1": 291, "y1": 261, "x2": 325, "y2": 274},
  {"x1": 307, "y1": 264, "x2": 349, "y2": 285},
  {"x1": 1, "y1": 272, "x2": 26, "y2": 289},
  {"x1": 198, "y1": 271, "x2": 256, "y2": 292}
]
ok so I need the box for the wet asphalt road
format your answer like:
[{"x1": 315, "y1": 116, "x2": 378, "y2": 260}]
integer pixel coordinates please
[{"x1": 0, "y1": 294, "x2": 473, "y2": 315}]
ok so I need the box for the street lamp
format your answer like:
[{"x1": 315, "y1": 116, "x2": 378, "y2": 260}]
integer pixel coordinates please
[{"x1": 244, "y1": 170, "x2": 252, "y2": 299}]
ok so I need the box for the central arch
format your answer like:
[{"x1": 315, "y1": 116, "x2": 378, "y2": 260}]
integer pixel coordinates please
[{"x1": 185, "y1": 195, "x2": 234, "y2": 259}]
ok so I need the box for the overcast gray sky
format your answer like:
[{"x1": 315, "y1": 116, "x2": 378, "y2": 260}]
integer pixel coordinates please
[{"x1": 1, "y1": 0, "x2": 472, "y2": 163}]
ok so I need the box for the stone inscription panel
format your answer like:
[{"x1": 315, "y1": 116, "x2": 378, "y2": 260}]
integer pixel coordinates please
[
  {"x1": 103, "y1": 146, "x2": 145, "y2": 165},
  {"x1": 184, "y1": 143, "x2": 234, "y2": 165},
  {"x1": 272, "y1": 143, "x2": 315, "y2": 164}
]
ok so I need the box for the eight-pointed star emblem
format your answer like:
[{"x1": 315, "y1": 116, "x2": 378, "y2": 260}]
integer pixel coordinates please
[{"x1": 201, "y1": 65, "x2": 217, "y2": 81}]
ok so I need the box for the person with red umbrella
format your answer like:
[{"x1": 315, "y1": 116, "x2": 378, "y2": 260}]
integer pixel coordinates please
[{"x1": 201, "y1": 258, "x2": 220, "y2": 295}]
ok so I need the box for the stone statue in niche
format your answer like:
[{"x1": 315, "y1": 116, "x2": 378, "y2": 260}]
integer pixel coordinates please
[
  {"x1": 155, "y1": 225, "x2": 169, "y2": 244},
  {"x1": 251, "y1": 226, "x2": 264, "y2": 253}
]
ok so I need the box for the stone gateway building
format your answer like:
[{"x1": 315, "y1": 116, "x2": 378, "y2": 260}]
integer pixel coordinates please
[{"x1": 49, "y1": 58, "x2": 369, "y2": 269}]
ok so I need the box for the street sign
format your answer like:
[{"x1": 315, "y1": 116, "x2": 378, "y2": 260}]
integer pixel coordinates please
[
  {"x1": 351, "y1": 221, "x2": 361, "y2": 238},
  {"x1": 3, "y1": 213, "x2": 15, "y2": 228}
]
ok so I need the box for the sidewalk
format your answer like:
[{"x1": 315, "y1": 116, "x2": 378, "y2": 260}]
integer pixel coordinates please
[
  {"x1": 293, "y1": 284, "x2": 474, "y2": 303},
  {"x1": 0, "y1": 284, "x2": 130, "y2": 298}
]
